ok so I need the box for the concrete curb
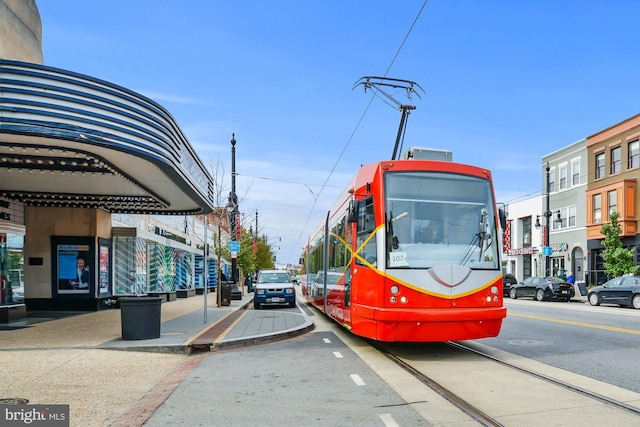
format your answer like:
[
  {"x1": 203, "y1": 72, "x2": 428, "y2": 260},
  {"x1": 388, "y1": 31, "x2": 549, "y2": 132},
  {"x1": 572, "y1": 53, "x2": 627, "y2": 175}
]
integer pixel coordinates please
[
  {"x1": 214, "y1": 317, "x2": 315, "y2": 351},
  {"x1": 185, "y1": 298, "x2": 316, "y2": 353}
]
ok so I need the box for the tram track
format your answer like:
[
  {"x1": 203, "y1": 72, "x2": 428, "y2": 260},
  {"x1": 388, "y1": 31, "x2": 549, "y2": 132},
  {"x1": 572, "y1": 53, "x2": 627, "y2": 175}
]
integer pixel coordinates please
[
  {"x1": 370, "y1": 339, "x2": 640, "y2": 426},
  {"x1": 447, "y1": 341, "x2": 640, "y2": 418},
  {"x1": 372, "y1": 342, "x2": 503, "y2": 427}
]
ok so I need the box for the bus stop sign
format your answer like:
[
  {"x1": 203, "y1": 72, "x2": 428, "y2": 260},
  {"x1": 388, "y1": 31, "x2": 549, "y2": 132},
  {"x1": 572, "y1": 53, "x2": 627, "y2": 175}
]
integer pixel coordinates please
[{"x1": 228, "y1": 241, "x2": 240, "y2": 253}]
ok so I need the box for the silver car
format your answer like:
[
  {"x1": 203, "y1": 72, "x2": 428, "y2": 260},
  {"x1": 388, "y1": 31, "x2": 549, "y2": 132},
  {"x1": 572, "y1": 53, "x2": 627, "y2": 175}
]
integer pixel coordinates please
[{"x1": 11, "y1": 285, "x2": 24, "y2": 303}]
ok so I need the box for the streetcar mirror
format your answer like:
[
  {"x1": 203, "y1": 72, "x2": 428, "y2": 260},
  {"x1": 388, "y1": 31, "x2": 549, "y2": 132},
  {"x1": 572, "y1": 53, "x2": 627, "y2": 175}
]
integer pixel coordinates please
[
  {"x1": 498, "y1": 207, "x2": 507, "y2": 230},
  {"x1": 347, "y1": 200, "x2": 358, "y2": 223}
]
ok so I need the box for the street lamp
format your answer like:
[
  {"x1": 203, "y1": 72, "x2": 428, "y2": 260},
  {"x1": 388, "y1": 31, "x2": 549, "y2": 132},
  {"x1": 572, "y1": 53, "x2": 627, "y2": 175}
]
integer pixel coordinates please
[
  {"x1": 535, "y1": 163, "x2": 562, "y2": 277},
  {"x1": 228, "y1": 133, "x2": 239, "y2": 284}
]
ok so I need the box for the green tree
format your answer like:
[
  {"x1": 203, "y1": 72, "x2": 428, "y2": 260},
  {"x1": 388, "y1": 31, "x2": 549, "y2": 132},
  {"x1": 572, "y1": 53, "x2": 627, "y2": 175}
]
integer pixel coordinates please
[
  {"x1": 600, "y1": 211, "x2": 639, "y2": 277},
  {"x1": 255, "y1": 236, "x2": 277, "y2": 271},
  {"x1": 236, "y1": 230, "x2": 257, "y2": 276}
]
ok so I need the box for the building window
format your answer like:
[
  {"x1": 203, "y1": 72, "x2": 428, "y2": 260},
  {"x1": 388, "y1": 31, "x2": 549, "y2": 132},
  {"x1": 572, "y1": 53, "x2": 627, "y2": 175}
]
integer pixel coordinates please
[
  {"x1": 595, "y1": 152, "x2": 605, "y2": 179},
  {"x1": 571, "y1": 159, "x2": 580, "y2": 185},
  {"x1": 593, "y1": 194, "x2": 602, "y2": 223},
  {"x1": 559, "y1": 164, "x2": 567, "y2": 189},
  {"x1": 608, "y1": 189, "x2": 617, "y2": 215},
  {"x1": 611, "y1": 146, "x2": 621, "y2": 174},
  {"x1": 629, "y1": 140, "x2": 639, "y2": 169},
  {"x1": 553, "y1": 207, "x2": 571, "y2": 230},
  {"x1": 522, "y1": 216, "x2": 532, "y2": 248},
  {"x1": 568, "y1": 205, "x2": 576, "y2": 227},
  {"x1": 523, "y1": 254, "x2": 532, "y2": 279},
  {"x1": 552, "y1": 210, "x2": 562, "y2": 230}
]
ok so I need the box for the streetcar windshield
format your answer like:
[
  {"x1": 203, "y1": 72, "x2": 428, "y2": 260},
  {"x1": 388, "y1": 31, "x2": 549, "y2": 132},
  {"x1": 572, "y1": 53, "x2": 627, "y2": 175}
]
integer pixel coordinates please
[{"x1": 384, "y1": 171, "x2": 499, "y2": 270}]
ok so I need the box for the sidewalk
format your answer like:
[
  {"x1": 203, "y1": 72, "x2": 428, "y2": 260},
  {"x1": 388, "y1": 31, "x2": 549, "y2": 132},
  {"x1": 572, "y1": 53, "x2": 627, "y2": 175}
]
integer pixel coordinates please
[
  {"x1": 0, "y1": 291, "x2": 313, "y2": 352},
  {"x1": 0, "y1": 289, "x2": 314, "y2": 427}
]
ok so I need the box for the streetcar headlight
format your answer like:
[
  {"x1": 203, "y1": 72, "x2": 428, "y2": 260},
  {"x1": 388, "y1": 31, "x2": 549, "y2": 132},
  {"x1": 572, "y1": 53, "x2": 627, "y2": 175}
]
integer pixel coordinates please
[
  {"x1": 400, "y1": 296, "x2": 408, "y2": 304},
  {"x1": 486, "y1": 296, "x2": 492, "y2": 302},
  {"x1": 390, "y1": 285, "x2": 399, "y2": 295},
  {"x1": 490, "y1": 285, "x2": 498, "y2": 294}
]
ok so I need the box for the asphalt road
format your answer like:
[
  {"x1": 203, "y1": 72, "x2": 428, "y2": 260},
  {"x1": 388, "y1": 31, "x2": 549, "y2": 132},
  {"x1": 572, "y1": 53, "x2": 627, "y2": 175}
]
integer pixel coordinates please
[
  {"x1": 142, "y1": 297, "x2": 640, "y2": 426},
  {"x1": 143, "y1": 330, "x2": 431, "y2": 427},
  {"x1": 482, "y1": 298, "x2": 640, "y2": 393}
]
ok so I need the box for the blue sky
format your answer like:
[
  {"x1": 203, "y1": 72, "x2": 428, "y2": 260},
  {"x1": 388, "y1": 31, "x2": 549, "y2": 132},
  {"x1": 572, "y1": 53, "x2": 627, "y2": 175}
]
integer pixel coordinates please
[{"x1": 37, "y1": 1, "x2": 640, "y2": 265}]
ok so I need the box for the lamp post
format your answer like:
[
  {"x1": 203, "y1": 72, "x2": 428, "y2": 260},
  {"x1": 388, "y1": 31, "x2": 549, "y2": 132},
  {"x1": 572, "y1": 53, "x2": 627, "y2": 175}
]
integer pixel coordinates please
[
  {"x1": 534, "y1": 163, "x2": 562, "y2": 277},
  {"x1": 228, "y1": 134, "x2": 239, "y2": 284}
]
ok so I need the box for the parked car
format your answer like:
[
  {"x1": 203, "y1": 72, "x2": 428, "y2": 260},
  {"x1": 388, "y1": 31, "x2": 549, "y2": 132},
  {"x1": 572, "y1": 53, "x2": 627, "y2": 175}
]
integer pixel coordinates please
[
  {"x1": 300, "y1": 273, "x2": 316, "y2": 297},
  {"x1": 588, "y1": 276, "x2": 640, "y2": 309},
  {"x1": 253, "y1": 269, "x2": 296, "y2": 309},
  {"x1": 230, "y1": 284, "x2": 242, "y2": 300},
  {"x1": 502, "y1": 273, "x2": 518, "y2": 297},
  {"x1": 10, "y1": 285, "x2": 24, "y2": 303},
  {"x1": 509, "y1": 276, "x2": 573, "y2": 302},
  {"x1": 311, "y1": 271, "x2": 341, "y2": 298}
]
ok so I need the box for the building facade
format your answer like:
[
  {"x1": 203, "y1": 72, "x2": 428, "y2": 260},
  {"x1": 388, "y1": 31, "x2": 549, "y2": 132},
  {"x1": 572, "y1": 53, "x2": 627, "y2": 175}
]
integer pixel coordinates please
[
  {"x1": 586, "y1": 114, "x2": 640, "y2": 286},
  {"x1": 503, "y1": 195, "x2": 543, "y2": 281},
  {"x1": 542, "y1": 139, "x2": 588, "y2": 283},
  {"x1": 0, "y1": 1, "x2": 220, "y2": 312},
  {"x1": 504, "y1": 139, "x2": 588, "y2": 284}
]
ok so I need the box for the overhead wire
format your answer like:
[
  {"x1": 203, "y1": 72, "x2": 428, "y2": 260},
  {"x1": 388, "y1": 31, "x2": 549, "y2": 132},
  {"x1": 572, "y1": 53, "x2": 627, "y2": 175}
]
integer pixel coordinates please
[
  {"x1": 295, "y1": 0, "x2": 430, "y2": 246},
  {"x1": 234, "y1": 172, "x2": 342, "y2": 189}
]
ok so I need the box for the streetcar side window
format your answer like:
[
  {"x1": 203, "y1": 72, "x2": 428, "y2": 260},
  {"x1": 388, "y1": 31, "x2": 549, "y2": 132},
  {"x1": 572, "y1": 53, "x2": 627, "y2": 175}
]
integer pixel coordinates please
[
  {"x1": 356, "y1": 197, "x2": 377, "y2": 266},
  {"x1": 357, "y1": 197, "x2": 375, "y2": 233}
]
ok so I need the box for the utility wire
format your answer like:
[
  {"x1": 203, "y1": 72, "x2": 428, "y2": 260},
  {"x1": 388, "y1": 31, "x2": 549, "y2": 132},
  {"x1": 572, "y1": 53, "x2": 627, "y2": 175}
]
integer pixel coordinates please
[
  {"x1": 296, "y1": 0, "x2": 429, "y2": 246},
  {"x1": 234, "y1": 172, "x2": 342, "y2": 189}
]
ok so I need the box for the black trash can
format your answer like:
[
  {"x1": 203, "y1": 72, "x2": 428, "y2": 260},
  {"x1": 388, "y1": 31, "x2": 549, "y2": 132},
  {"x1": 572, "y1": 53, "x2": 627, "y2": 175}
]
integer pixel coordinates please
[
  {"x1": 220, "y1": 282, "x2": 232, "y2": 306},
  {"x1": 120, "y1": 296, "x2": 162, "y2": 340}
]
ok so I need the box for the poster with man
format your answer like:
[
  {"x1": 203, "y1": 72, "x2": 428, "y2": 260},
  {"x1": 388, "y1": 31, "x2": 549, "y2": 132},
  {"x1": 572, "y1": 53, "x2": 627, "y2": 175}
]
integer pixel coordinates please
[{"x1": 57, "y1": 244, "x2": 91, "y2": 294}]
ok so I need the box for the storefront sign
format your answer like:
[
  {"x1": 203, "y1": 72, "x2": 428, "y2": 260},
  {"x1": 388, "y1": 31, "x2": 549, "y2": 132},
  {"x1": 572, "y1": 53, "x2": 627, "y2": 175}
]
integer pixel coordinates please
[
  {"x1": 509, "y1": 242, "x2": 569, "y2": 257},
  {"x1": 550, "y1": 242, "x2": 569, "y2": 252},
  {"x1": 509, "y1": 247, "x2": 539, "y2": 256}
]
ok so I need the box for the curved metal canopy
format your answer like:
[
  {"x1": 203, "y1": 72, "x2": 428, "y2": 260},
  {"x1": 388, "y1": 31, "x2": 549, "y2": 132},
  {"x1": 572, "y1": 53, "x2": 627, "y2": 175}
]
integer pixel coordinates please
[{"x1": 0, "y1": 60, "x2": 214, "y2": 215}]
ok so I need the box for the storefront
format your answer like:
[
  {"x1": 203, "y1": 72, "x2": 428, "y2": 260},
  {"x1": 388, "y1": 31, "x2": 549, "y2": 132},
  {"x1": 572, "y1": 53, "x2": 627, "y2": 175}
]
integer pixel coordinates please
[
  {"x1": 0, "y1": 199, "x2": 25, "y2": 305},
  {"x1": 112, "y1": 227, "x2": 204, "y2": 298}
]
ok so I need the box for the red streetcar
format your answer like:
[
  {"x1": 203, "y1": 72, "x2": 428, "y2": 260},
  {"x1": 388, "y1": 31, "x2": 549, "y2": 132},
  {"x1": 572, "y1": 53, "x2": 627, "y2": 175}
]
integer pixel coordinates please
[{"x1": 302, "y1": 152, "x2": 507, "y2": 342}]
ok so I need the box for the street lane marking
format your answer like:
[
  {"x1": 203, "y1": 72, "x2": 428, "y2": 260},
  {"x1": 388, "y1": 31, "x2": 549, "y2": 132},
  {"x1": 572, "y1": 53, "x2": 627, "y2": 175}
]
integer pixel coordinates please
[
  {"x1": 379, "y1": 414, "x2": 400, "y2": 427},
  {"x1": 323, "y1": 338, "x2": 331, "y2": 344},
  {"x1": 333, "y1": 351, "x2": 343, "y2": 358},
  {"x1": 350, "y1": 374, "x2": 366, "y2": 386},
  {"x1": 511, "y1": 312, "x2": 640, "y2": 334}
]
